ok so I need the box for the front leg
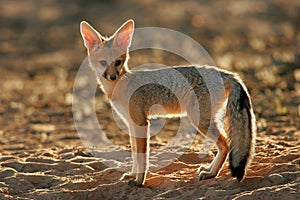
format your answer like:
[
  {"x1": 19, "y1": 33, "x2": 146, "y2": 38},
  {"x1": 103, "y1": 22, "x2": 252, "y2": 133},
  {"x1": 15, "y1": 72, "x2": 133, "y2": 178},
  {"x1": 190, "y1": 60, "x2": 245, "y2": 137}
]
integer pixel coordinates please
[
  {"x1": 120, "y1": 135, "x2": 137, "y2": 181},
  {"x1": 128, "y1": 124, "x2": 150, "y2": 186}
]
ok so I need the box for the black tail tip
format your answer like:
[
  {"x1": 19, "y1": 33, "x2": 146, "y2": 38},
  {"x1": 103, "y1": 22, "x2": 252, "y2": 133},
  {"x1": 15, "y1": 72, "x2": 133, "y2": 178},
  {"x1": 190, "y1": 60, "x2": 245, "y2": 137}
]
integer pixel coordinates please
[
  {"x1": 229, "y1": 155, "x2": 247, "y2": 181},
  {"x1": 230, "y1": 166, "x2": 245, "y2": 181}
]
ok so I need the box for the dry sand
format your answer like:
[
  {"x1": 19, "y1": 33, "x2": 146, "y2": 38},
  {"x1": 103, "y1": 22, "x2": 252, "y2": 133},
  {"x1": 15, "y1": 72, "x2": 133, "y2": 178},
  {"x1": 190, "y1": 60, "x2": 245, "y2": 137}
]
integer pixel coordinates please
[{"x1": 0, "y1": 0, "x2": 299, "y2": 199}]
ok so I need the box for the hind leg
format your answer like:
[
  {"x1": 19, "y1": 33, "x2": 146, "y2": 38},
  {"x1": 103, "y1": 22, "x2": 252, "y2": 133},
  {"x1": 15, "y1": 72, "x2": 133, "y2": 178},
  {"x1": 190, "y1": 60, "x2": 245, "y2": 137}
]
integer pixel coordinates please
[
  {"x1": 189, "y1": 117, "x2": 228, "y2": 180},
  {"x1": 198, "y1": 128, "x2": 228, "y2": 180},
  {"x1": 187, "y1": 95, "x2": 229, "y2": 180}
]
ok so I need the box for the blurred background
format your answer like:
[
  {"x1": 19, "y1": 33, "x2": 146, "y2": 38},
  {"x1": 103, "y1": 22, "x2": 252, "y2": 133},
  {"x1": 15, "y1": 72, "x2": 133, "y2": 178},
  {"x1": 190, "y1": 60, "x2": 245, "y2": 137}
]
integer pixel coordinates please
[
  {"x1": 1, "y1": 1, "x2": 300, "y2": 198},
  {"x1": 0, "y1": 0, "x2": 299, "y2": 150}
]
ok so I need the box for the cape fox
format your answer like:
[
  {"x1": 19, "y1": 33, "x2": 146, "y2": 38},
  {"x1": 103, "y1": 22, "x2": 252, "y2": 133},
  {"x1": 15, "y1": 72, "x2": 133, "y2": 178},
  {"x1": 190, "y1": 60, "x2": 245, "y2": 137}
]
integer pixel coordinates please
[{"x1": 80, "y1": 19, "x2": 256, "y2": 186}]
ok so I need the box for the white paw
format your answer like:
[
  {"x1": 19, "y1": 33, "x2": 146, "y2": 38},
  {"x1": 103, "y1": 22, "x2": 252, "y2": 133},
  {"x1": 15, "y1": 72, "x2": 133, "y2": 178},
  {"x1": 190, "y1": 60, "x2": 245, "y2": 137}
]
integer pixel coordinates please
[
  {"x1": 198, "y1": 171, "x2": 217, "y2": 181},
  {"x1": 197, "y1": 165, "x2": 210, "y2": 173},
  {"x1": 128, "y1": 173, "x2": 145, "y2": 186},
  {"x1": 128, "y1": 179, "x2": 143, "y2": 187}
]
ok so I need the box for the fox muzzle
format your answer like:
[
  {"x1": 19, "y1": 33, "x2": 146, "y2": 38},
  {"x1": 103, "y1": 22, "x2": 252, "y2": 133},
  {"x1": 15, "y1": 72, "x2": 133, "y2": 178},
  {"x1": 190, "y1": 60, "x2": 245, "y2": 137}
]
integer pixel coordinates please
[{"x1": 102, "y1": 72, "x2": 118, "y2": 81}]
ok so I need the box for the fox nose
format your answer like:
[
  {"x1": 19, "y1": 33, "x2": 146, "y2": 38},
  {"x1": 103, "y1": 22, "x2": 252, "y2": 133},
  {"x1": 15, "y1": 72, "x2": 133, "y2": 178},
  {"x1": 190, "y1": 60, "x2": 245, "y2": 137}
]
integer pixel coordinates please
[
  {"x1": 109, "y1": 74, "x2": 117, "y2": 80},
  {"x1": 102, "y1": 72, "x2": 118, "y2": 80}
]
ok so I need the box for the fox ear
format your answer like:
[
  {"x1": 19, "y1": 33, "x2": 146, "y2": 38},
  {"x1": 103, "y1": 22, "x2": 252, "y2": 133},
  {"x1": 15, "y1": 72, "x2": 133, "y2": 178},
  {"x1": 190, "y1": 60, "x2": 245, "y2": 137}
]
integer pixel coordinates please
[
  {"x1": 80, "y1": 21, "x2": 103, "y2": 51},
  {"x1": 112, "y1": 19, "x2": 134, "y2": 49}
]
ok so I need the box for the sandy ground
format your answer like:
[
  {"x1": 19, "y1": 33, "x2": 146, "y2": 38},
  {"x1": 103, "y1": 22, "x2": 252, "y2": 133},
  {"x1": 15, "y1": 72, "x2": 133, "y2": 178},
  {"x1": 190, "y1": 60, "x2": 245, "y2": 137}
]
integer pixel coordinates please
[{"x1": 0, "y1": 0, "x2": 299, "y2": 199}]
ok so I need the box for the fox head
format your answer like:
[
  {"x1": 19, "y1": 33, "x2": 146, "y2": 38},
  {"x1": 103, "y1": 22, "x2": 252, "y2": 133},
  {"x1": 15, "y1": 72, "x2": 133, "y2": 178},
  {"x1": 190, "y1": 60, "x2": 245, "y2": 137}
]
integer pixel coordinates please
[{"x1": 80, "y1": 20, "x2": 134, "y2": 81}]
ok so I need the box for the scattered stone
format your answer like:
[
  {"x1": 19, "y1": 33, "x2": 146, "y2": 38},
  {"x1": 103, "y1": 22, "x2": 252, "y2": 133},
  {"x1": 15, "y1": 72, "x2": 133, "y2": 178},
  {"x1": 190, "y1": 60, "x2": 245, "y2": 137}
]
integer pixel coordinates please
[
  {"x1": 0, "y1": 168, "x2": 17, "y2": 178},
  {"x1": 294, "y1": 69, "x2": 300, "y2": 82},
  {"x1": 268, "y1": 173, "x2": 287, "y2": 184},
  {"x1": 29, "y1": 124, "x2": 56, "y2": 132}
]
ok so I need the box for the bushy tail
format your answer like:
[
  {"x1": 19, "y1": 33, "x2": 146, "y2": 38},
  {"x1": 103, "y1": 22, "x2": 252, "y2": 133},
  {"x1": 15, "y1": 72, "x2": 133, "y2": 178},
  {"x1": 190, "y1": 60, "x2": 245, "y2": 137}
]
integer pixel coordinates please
[{"x1": 226, "y1": 77, "x2": 256, "y2": 181}]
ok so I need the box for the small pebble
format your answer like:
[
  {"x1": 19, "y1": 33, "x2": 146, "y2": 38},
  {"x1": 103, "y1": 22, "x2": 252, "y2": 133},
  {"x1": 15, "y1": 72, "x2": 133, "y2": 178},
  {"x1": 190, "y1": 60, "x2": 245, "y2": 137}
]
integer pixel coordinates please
[
  {"x1": 0, "y1": 168, "x2": 17, "y2": 178},
  {"x1": 268, "y1": 173, "x2": 287, "y2": 184}
]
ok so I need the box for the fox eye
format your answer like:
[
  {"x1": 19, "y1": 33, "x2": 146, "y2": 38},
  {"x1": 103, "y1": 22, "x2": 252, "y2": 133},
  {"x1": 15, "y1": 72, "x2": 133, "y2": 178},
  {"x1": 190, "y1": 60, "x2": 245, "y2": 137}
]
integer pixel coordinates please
[
  {"x1": 99, "y1": 60, "x2": 108, "y2": 67},
  {"x1": 115, "y1": 60, "x2": 122, "y2": 67}
]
